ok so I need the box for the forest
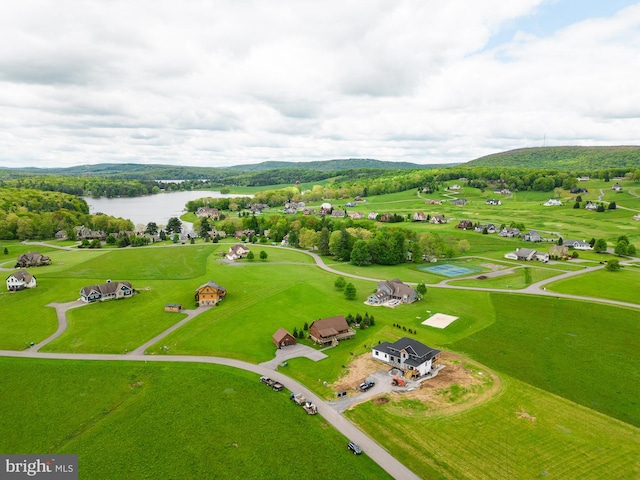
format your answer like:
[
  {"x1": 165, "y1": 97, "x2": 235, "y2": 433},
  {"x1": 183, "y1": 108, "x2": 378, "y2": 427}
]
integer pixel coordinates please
[{"x1": 0, "y1": 188, "x2": 133, "y2": 240}]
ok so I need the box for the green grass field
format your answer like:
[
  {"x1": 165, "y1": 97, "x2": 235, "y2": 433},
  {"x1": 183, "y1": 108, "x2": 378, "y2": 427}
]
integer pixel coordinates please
[
  {"x1": 346, "y1": 375, "x2": 640, "y2": 480},
  {"x1": 545, "y1": 268, "x2": 640, "y2": 303},
  {"x1": 0, "y1": 357, "x2": 389, "y2": 480},
  {"x1": 450, "y1": 293, "x2": 640, "y2": 427}
]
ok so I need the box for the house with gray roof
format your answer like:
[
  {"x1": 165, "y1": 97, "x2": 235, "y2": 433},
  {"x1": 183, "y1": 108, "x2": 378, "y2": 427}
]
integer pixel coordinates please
[
  {"x1": 15, "y1": 252, "x2": 51, "y2": 268},
  {"x1": 367, "y1": 279, "x2": 418, "y2": 306},
  {"x1": 6, "y1": 270, "x2": 37, "y2": 291},
  {"x1": 80, "y1": 280, "x2": 133, "y2": 303},
  {"x1": 372, "y1": 337, "x2": 440, "y2": 378}
]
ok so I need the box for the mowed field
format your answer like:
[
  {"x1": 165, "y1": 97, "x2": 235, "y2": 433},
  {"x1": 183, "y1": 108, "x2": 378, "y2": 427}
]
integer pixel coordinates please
[
  {"x1": 2, "y1": 179, "x2": 640, "y2": 479},
  {"x1": 0, "y1": 357, "x2": 389, "y2": 480}
]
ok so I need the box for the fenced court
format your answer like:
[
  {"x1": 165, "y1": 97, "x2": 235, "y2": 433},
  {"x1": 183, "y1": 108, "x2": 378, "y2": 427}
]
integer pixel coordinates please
[{"x1": 419, "y1": 263, "x2": 482, "y2": 277}]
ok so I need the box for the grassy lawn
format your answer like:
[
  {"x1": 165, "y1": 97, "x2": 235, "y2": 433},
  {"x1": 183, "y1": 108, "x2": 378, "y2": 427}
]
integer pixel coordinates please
[
  {"x1": 545, "y1": 268, "x2": 640, "y2": 303},
  {"x1": 450, "y1": 293, "x2": 640, "y2": 427},
  {"x1": 44, "y1": 244, "x2": 218, "y2": 280},
  {"x1": 346, "y1": 375, "x2": 640, "y2": 480},
  {"x1": 0, "y1": 357, "x2": 389, "y2": 480},
  {"x1": 40, "y1": 290, "x2": 188, "y2": 354},
  {"x1": 449, "y1": 265, "x2": 561, "y2": 289}
]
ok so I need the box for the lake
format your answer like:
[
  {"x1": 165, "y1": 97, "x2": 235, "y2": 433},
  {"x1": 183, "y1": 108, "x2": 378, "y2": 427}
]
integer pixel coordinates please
[{"x1": 84, "y1": 190, "x2": 251, "y2": 229}]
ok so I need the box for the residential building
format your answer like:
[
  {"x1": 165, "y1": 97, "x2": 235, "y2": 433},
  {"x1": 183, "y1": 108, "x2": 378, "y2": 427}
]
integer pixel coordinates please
[
  {"x1": 80, "y1": 280, "x2": 133, "y2": 303},
  {"x1": 272, "y1": 328, "x2": 297, "y2": 348},
  {"x1": 429, "y1": 215, "x2": 447, "y2": 224},
  {"x1": 15, "y1": 252, "x2": 51, "y2": 268},
  {"x1": 195, "y1": 281, "x2": 226, "y2": 306},
  {"x1": 367, "y1": 279, "x2": 418, "y2": 305},
  {"x1": 6, "y1": 270, "x2": 37, "y2": 291},
  {"x1": 308, "y1": 316, "x2": 356, "y2": 345},
  {"x1": 372, "y1": 337, "x2": 440, "y2": 378},
  {"x1": 226, "y1": 244, "x2": 250, "y2": 260},
  {"x1": 563, "y1": 240, "x2": 593, "y2": 250},
  {"x1": 412, "y1": 212, "x2": 427, "y2": 222}
]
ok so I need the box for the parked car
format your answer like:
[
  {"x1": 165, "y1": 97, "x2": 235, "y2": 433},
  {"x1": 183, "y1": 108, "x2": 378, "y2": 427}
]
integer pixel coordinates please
[
  {"x1": 347, "y1": 441, "x2": 362, "y2": 455},
  {"x1": 359, "y1": 380, "x2": 375, "y2": 392}
]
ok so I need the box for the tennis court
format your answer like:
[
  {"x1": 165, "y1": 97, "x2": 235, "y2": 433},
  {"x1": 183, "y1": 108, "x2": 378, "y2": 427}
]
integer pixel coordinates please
[{"x1": 420, "y1": 263, "x2": 481, "y2": 277}]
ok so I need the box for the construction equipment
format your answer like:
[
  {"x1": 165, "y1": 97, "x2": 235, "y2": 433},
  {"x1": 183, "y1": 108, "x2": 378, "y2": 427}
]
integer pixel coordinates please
[
  {"x1": 290, "y1": 392, "x2": 307, "y2": 405},
  {"x1": 290, "y1": 393, "x2": 317, "y2": 414},
  {"x1": 302, "y1": 401, "x2": 318, "y2": 415},
  {"x1": 391, "y1": 376, "x2": 406, "y2": 387}
]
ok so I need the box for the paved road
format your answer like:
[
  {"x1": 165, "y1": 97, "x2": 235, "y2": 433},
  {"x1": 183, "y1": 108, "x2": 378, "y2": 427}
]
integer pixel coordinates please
[{"x1": 0, "y1": 349, "x2": 420, "y2": 480}]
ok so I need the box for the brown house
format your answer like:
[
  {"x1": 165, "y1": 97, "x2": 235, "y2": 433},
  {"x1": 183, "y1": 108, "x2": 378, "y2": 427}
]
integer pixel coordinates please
[
  {"x1": 309, "y1": 315, "x2": 355, "y2": 345},
  {"x1": 272, "y1": 328, "x2": 297, "y2": 348},
  {"x1": 195, "y1": 281, "x2": 227, "y2": 306}
]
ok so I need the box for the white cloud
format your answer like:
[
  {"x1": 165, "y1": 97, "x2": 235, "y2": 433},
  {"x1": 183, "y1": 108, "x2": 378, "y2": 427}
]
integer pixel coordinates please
[{"x1": 0, "y1": 0, "x2": 638, "y2": 168}]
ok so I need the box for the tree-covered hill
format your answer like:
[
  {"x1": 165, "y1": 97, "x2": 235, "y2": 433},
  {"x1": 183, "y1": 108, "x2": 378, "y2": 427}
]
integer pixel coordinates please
[
  {"x1": 466, "y1": 146, "x2": 640, "y2": 170},
  {"x1": 0, "y1": 158, "x2": 450, "y2": 181},
  {"x1": 223, "y1": 158, "x2": 454, "y2": 171}
]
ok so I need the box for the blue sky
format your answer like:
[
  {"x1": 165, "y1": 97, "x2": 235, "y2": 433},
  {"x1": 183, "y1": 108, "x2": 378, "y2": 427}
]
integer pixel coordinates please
[
  {"x1": 487, "y1": 0, "x2": 639, "y2": 49},
  {"x1": 0, "y1": 0, "x2": 639, "y2": 168}
]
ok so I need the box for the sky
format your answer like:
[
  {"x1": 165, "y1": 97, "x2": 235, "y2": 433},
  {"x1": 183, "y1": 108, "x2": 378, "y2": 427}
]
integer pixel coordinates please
[{"x1": 1, "y1": 0, "x2": 639, "y2": 169}]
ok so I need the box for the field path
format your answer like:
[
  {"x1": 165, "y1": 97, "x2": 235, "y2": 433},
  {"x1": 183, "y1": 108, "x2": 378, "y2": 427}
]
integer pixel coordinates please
[
  {"x1": 128, "y1": 305, "x2": 211, "y2": 355},
  {"x1": 0, "y1": 349, "x2": 420, "y2": 480}
]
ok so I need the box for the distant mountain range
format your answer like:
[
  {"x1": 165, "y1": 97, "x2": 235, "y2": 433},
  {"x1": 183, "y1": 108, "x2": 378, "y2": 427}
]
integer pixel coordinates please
[
  {"x1": 0, "y1": 158, "x2": 454, "y2": 178},
  {"x1": 466, "y1": 146, "x2": 640, "y2": 170},
  {"x1": 2, "y1": 147, "x2": 639, "y2": 179}
]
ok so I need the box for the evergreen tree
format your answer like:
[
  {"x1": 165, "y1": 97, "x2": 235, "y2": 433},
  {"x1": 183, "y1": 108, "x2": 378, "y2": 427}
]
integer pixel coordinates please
[
  {"x1": 247, "y1": 251, "x2": 255, "y2": 261},
  {"x1": 293, "y1": 327, "x2": 298, "y2": 338},
  {"x1": 344, "y1": 283, "x2": 357, "y2": 300},
  {"x1": 145, "y1": 222, "x2": 158, "y2": 235},
  {"x1": 303, "y1": 322, "x2": 309, "y2": 331},
  {"x1": 318, "y1": 227, "x2": 331, "y2": 255},
  {"x1": 259, "y1": 250, "x2": 268, "y2": 260},
  {"x1": 334, "y1": 276, "x2": 347, "y2": 290}
]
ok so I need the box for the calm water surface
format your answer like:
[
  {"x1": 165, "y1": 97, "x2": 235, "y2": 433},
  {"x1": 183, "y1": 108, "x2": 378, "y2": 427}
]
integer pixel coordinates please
[{"x1": 84, "y1": 190, "x2": 250, "y2": 229}]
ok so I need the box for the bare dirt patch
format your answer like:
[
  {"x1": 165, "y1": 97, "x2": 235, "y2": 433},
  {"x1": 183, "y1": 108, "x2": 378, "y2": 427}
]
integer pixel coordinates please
[
  {"x1": 334, "y1": 351, "x2": 501, "y2": 416},
  {"x1": 332, "y1": 355, "x2": 383, "y2": 391}
]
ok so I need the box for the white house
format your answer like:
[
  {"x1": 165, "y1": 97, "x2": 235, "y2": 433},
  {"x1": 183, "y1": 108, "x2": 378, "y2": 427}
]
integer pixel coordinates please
[
  {"x1": 544, "y1": 199, "x2": 563, "y2": 206},
  {"x1": 563, "y1": 240, "x2": 593, "y2": 250},
  {"x1": 226, "y1": 244, "x2": 250, "y2": 260},
  {"x1": 504, "y1": 248, "x2": 538, "y2": 261},
  {"x1": 372, "y1": 337, "x2": 440, "y2": 378},
  {"x1": 6, "y1": 270, "x2": 37, "y2": 291}
]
